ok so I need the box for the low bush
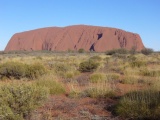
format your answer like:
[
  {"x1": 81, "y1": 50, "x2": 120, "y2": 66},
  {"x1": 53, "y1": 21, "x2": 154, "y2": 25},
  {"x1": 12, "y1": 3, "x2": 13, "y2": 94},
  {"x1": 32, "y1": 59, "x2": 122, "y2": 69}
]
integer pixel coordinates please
[
  {"x1": 105, "y1": 57, "x2": 110, "y2": 64},
  {"x1": 127, "y1": 55, "x2": 137, "y2": 62},
  {"x1": 116, "y1": 90, "x2": 160, "y2": 120},
  {"x1": 68, "y1": 90, "x2": 81, "y2": 98},
  {"x1": 0, "y1": 83, "x2": 48, "y2": 120},
  {"x1": 106, "y1": 48, "x2": 128, "y2": 55},
  {"x1": 129, "y1": 46, "x2": 137, "y2": 54},
  {"x1": 26, "y1": 63, "x2": 46, "y2": 79},
  {"x1": 84, "y1": 87, "x2": 115, "y2": 98},
  {"x1": 89, "y1": 56, "x2": 102, "y2": 61},
  {"x1": 89, "y1": 73, "x2": 106, "y2": 83},
  {"x1": 36, "y1": 56, "x2": 43, "y2": 60},
  {"x1": 67, "y1": 49, "x2": 74, "y2": 53},
  {"x1": 53, "y1": 63, "x2": 78, "y2": 78},
  {"x1": 0, "y1": 62, "x2": 47, "y2": 80},
  {"x1": 121, "y1": 75, "x2": 138, "y2": 84},
  {"x1": 141, "y1": 48, "x2": 154, "y2": 55},
  {"x1": 140, "y1": 69, "x2": 160, "y2": 77},
  {"x1": 106, "y1": 73, "x2": 120, "y2": 82},
  {"x1": 0, "y1": 62, "x2": 26, "y2": 79},
  {"x1": 54, "y1": 63, "x2": 71, "y2": 73},
  {"x1": 112, "y1": 54, "x2": 128, "y2": 60},
  {"x1": 78, "y1": 48, "x2": 85, "y2": 53},
  {"x1": 79, "y1": 60, "x2": 100, "y2": 72},
  {"x1": 64, "y1": 71, "x2": 80, "y2": 79},
  {"x1": 36, "y1": 79, "x2": 66, "y2": 95},
  {"x1": 130, "y1": 60, "x2": 146, "y2": 68}
]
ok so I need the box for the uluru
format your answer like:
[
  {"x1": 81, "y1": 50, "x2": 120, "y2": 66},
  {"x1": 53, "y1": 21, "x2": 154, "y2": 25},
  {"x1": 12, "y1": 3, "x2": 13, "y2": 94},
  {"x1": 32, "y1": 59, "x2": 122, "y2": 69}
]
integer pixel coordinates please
[{"x1": 5, "y1": 25, "x2": 144, "y2": 52}]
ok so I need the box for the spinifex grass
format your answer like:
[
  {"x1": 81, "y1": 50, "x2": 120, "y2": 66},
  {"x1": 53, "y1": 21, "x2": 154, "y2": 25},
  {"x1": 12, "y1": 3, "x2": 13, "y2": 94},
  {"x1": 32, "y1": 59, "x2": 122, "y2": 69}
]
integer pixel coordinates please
[{"x1": 116, "y1": 90, "x2": 160, "y2": 120}]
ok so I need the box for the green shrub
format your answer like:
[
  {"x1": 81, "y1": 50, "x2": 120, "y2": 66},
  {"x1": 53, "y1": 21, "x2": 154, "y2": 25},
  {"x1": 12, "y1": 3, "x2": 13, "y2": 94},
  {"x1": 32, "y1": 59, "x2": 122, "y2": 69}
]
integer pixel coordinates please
[
  {"x1": 68, "y1": 90, "x2": 81, "y2": 98},
  {"x1": 106, "y1": 48, "x2": 128, "y2": 55},
  {"x1": 78, "y1": 48, "x2": 85, "y2": 53},
  {"x1": 116, "y1": 90, "x2": 160, "y2": 120},
  {"x1": 36, "y1": 56, "x2": 43, "y2": 60},
  {"x1": 54, "y1": 63, "x2": 71, "y2": 73},
  {"x1": 64, "y1": 72, "x2": 74, "y2": 79},
  {"x1": 89, "y1": 56, "x2": 102, "y2": 61},
  {"x1": 84, "y1": 87, "x2": 115, "y2": 98},
  {"x1": 105, "y1": 57, "x2": 110, "y2": 64},
  {"x1": 26, "y1": 63, "x2": 46, "y2": 79},
  {"x1": 141, "y1": 48, "x2": 154, "y2": 55},
  {"x1": 35, "y1": 77, "x2": 65, "y2": 95},
  {"x1": 0, "y1": 62, "x2": 26, "y2": 79},
  {"x1": 0, "y1": 83, "x2": 48, "y2": 120},
  {"x1": 105, "y1": 49, "x2": 117, "y2": 55},
  {"x1": 140, "y1": 69, "x2": 160, "y2": 77},
  {"x1": 128, "y1": 55, "x2": 137, "y2": 62},
  {"x1": 106, "y1": 73, "x2": 120, "y2": 82},
  {"x1": 121, "y1": 75, "x2": 138, "y2": 84},
  {"x1": 0, "y1": 62, "x2": 47, "y2": 80},
  {"x1": 130, "y1": 60, "x2": 146, "y2": 68},
  {"x1": 67, "y1": 49, "x2": 74, "y2": 53},
  {"x1": 130, "y1": 46, "x2": 137, "y2": 54},
  {"x1": 89, "y1": 73, "x2": 106, "y2": 83},
  {"x1": 112, "y1": 54, "x2": 128, "y2": 59},
  {"x1": 79, "y1": 60, "x2": 100, "y2": 72}
]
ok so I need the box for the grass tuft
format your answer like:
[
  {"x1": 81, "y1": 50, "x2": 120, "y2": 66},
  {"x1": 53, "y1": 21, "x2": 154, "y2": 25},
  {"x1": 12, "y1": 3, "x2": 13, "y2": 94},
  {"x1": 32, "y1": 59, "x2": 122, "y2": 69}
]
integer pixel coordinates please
[{"x1": 116, "y1": 90, "x2": 160, "y2": 120}]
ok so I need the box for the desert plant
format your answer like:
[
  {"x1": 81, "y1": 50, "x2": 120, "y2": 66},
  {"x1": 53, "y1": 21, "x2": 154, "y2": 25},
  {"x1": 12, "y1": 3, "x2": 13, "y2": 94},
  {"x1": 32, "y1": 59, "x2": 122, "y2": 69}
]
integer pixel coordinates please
[
  {"x1": 130, "y1": 46, "x2": 137, "y2": 54},
  {"x1": 54, "y1": 63, "x2": 71, "y2": 73},
  {"x1": 140, "y1": 69, "x2": 160, "y2": 77},
  {"x1": 106, "y1": 73, "x2": 120, "y2": 82},
  {"x1": 106, "y1": 48, "x2": 128, "y2": 55},
  {"x1": 130, "y1": 60, "x2": 146, "y2": 68},
  {"x1": 112, "y1": 54, "x2": 128, "y2": 60},
  {"x1": 26, "y1": 63, "x2": 47, "y2": 79},
  {"x1": 68, "y1": 90, "x2": 81, "y2": 98},
  {"x1": 79, "y1": 60, "x2": 100, "y2": 72},
  {"x1": 105, "y1": 56, "x2": 110, "y2": 64},
  {"x1": 89, "y1": 73, "x2": 106, "y2": 83},
  {"x1": 105, "y1": 49, "x2": 117, "y2": 55},
  {"x1": 36, "y1": 56, "x2": 43, "y2": 60},
  {"x1": 84, "y1": 86, "x2": 115, "y2": 98},
  {"x1": 36, "y1": 79, "x2": 65, "y2": 95},
  {"x1": 0, "y1": 83, "x2": 49, "y2": 120},
  {"x1": 52, "y1": 62, "x2": 75, "y2": 78},
  {"x1": 121, "y1": 75, "x2": 138, "y2": 84},
  {"x1": 116, "y1": 90, "x2": 160, "y2": 120},
  {"x1": 0, "y1": 62, "x2": 47, "y2": 80},
  {"x1": 127, "y1": 55, "x2": 137, "y2": 62},
  {"x1": 78, "y1": 48, "x2": 85, "y2": 53},
  {"x1": 141, "y1": 48, "x2": 154, "y2": 55},
  {"x1": 67, "y1": 49, "x2": 74, "y2": 53},
  {"x1": 0, "y1": 62, "x2": 27, "y2": 79},
  {"x1": 89, "y1": 56, "x2": 102, "y2": 61}
]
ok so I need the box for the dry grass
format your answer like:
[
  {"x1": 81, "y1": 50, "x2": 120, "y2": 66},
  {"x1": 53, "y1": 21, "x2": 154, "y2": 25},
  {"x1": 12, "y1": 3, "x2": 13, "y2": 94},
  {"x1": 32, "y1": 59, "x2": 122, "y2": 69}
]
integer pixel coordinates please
[{"x1": 0, "y1": 52, "x2": 160, "y2": 119}]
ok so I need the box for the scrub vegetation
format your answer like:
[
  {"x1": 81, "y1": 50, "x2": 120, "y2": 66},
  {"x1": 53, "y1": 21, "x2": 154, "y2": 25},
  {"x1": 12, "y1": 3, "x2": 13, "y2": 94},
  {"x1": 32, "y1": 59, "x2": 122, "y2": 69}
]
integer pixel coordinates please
[{"x1": 0, "y1": 49, "x2": 159, "y2": 120}]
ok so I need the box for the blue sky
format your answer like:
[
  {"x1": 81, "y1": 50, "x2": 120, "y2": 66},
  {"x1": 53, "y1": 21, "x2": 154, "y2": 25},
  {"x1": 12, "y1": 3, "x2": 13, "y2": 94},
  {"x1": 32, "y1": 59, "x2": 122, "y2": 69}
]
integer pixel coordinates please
[{"x1": 0, "y1": 0, "x2": 160, "y2": 51}]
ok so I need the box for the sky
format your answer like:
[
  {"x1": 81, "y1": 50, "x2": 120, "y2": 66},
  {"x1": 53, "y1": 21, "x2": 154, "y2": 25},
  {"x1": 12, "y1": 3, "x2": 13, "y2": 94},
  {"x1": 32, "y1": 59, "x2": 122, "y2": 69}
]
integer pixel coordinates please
[{"x1": 0, "y1": 0, "x2": 160, "y2": 51}]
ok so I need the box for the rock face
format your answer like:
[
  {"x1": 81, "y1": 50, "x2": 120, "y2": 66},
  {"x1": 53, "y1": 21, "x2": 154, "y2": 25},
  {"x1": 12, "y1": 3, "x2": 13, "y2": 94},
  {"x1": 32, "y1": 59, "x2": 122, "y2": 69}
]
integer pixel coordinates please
[{"x1": 5, "y1": 25, "x2": 144, "y2": 52}]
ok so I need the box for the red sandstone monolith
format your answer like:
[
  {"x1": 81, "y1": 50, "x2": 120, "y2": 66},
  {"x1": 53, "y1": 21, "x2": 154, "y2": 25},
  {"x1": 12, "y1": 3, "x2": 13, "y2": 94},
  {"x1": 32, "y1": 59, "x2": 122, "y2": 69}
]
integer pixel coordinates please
[{"x1": 5, "y1": 25, "x2": 144, "y2": 52}]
